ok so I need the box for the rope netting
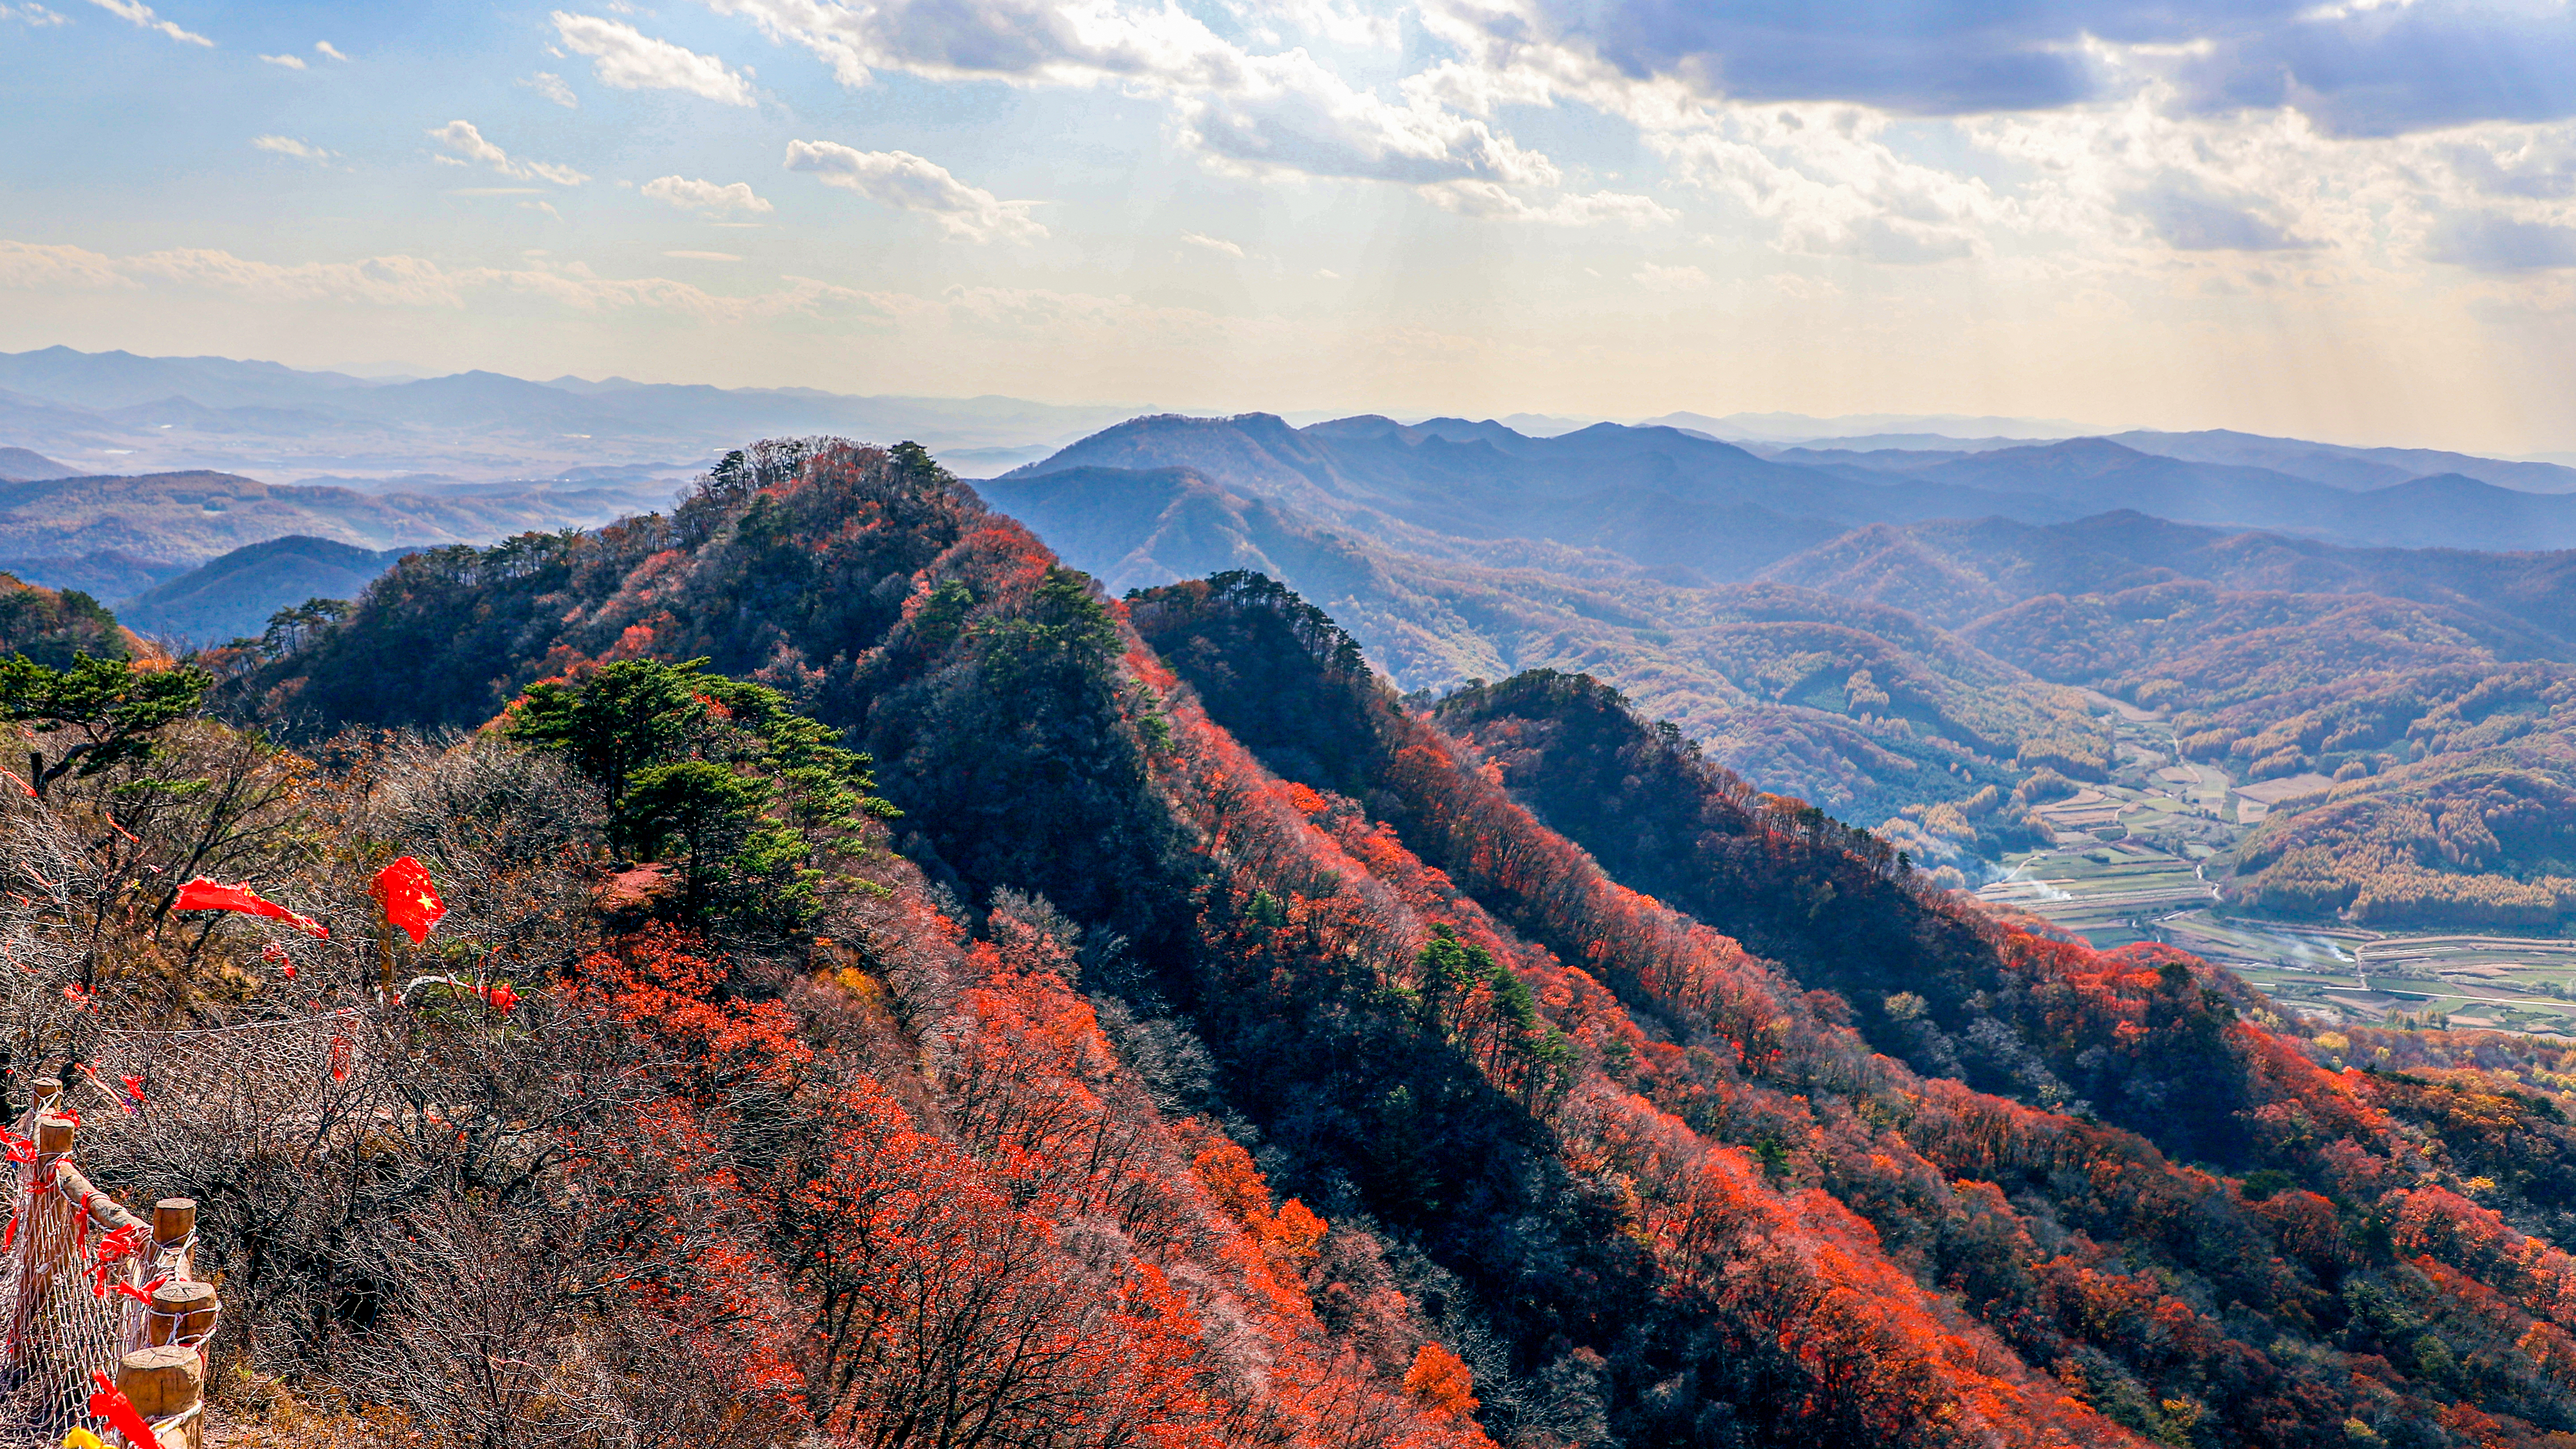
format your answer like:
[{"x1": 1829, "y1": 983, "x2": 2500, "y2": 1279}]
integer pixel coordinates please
[
  {"x1": 0, "y1": 1110, "x2": 206, "y2": 1448},
  {"x1": 0, "y1": 1012, "x2": 361, "y2": 1448},
  {"x1": 85, "y1": 1010, "x2": 368, "y2": 1136}
]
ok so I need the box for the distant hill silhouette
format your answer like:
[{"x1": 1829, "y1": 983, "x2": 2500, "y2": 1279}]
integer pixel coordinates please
[
  {"x1": 0, "y1": 344, "x2": 1139, "y2": 484},
  {"x1": 117, "y1": 534, "x2": 413, "y2": 645},
  {"x1": 1014, "y1": 416, "x2": 2576, "y2": 567},
  {"x1": 0, "y1": 469, "x2": 647, "y2": 580},
  {"x1": 0, "y1": 446, "x2": 72, "y2": 482}
]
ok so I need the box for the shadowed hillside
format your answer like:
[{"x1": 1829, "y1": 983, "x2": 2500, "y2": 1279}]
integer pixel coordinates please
[{"x1": 117, "y1": 534, "x2": 411, "y2": 646}]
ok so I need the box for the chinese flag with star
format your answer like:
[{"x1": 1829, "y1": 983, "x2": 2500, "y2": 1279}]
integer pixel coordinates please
[
  {"x1": 173, "y1": 878, "x2": 329, "y2": 938},
  {"x1": 371, "y1": 856, "x2": 448, "y2": 944}
]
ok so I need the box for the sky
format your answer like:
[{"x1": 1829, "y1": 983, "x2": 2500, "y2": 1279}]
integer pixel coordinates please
[{"x1": 5, "y1": 0, "x2": 2576, "y2": 453}]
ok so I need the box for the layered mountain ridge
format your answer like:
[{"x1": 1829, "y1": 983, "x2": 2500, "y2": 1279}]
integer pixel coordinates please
[{"x1": 146, "y1": 437, "x2": 2576, "y2": 1446}]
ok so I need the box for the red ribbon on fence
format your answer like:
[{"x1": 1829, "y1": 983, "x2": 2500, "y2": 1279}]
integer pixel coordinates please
[
  {"x1": 111, "y1": 1276, "x2": 166, "y2": 1306},
  {"x1": 87, "y1": 1223, "x2": 144, "y2": 1299},
  {"x1": 86, "y1": 1371, "x2": 159, "y2": 1449}
]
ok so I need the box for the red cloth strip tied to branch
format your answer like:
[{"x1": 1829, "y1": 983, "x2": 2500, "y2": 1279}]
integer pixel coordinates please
[
  {"x1": 174, "y1": 878, "x2": 328, "y2": 939},
  {"x1": 370, "y1": 855, "x2": 447, "y2": 944}
]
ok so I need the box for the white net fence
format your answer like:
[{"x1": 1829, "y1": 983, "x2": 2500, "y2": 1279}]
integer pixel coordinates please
[{"x1": 0, "y1": 1012, "x2": 360, "y2": 1447}]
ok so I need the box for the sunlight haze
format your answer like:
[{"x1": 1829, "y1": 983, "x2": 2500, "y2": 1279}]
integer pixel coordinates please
[{"x1": 6, "y1": 0, "x2": 2576, "y2": 451}]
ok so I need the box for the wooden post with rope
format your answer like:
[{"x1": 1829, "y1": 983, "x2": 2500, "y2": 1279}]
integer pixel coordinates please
[
  {"x1": 145, "y1": 1283, "x2": 216, "y2": 1350},
  {"x1": 116, "y1": 1344, "x2": 202, "y2": 1449},
  {"x1": 6, "y1": 1085, "x2": 63, "y2": 1367},
  {"x1": 152, "y1": 1198, "x2": 196, "y2": 1282},
  {"x1": 36, "y1": 1107, "x2": 72, "y2": 1171}
]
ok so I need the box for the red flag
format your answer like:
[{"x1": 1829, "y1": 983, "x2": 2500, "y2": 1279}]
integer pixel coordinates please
[
  {"x1": 370, "y1": 856, "x2": 447, "y2": 945},
  {"x1": 173, "y1": 878, "x2": 328, "y2": 939}
]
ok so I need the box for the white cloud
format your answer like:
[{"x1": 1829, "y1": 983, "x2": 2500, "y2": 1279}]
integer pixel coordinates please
[
  {"x1": 551, "y1": 12, "x2": 755, "y2": 105},
  {"x1": 1634, "y1": 262, "x2": 1709, "y2": 291},
  {"x1": 709, "y1": 0, "x2": 1563, "y2": 190},
  {"x1": 251, "y1": 135, "x2": 335, "y2": 163},
  {"x1": 428, "y1": 121, "x2": 589, "y2": 186},
  {"x1": 83, "y1": 0, "x2": 209, "y2": 46},
  {"x1": 1227, "y1": 0, "x2": 1397, "y2": 50},
  {"x1": 0, "y1": 240, "x2": 140, "y2": 291},
  {"x1": 642, "y1": 175, "x2": 774, "y2": 217},
  {"x1": 522, "y1": 71, "x2": 580, "y2": 107},
  {"x1": 259, "y1": 52, "x2": 304, "y2": 68},
  {"x1": 783, "y1": 140, "x2": 1045, "y2": 242},
  {"x1": 664, "y1": 250, "x2": 743, "y2": 260},
  {"x1": 314, "y1": 40, "x2": 347, "y2": 61},
  {"x1": 1, "y1": 4, "x2": 69, "y2": 24},
  {"x1": 1419, "y1": 179, "x2": 1674, "y2": 227},
  {"x1": 1179, "y1": 49, "x2": 1557, "y2": 185},
  {"x1": 1181, "y1": 231, "x2": 1246, "y2": 258}
]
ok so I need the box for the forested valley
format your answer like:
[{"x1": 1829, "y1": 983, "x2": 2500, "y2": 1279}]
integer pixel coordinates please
[{"x1": 18, "y1": 439, "x2": 2576, "y2": 1445}]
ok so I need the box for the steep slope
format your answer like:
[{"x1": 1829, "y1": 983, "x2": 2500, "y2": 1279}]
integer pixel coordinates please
[
  {"x1": 239, "y1": 443, "x2": 2136, "y2": 1443},
  {"x1": 1126, "y1": 574, "x2": 2576, "y2": 1446},
  {"x1": 226, "y1": 441, "x2": 2576, "y2": 1443}
]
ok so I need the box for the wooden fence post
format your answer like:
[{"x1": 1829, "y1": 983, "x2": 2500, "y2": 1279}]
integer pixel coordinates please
[
  {"x1": 151, "y1": 1199, "x2": 196, "y2": 1282},
  {"x1": 30, "y1": 1076, "x2": 61, "y2": 1117},
  {"x1": 116, "y1": 1344, "x2": 202, "y2": 1449},
  {"x1": 36, "y1": 1109, "x2": 72, "y2": 1165},
  {"x1": 146, "y1": 1282, "x2": 217, "y2": 1350}
]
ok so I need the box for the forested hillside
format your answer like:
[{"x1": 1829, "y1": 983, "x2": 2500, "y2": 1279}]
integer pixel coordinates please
[
  {"x1": 39, "y1": 436, "x2": 2568, "y2": 1444},
  {"x1": 994, "y1": 415, "x2": 2576, "y2": 930}
]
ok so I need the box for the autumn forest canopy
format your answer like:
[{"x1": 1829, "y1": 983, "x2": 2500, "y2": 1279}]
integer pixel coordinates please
[{"x1": 23, "y1": 436, "x2": 2576, "y2": 1448}]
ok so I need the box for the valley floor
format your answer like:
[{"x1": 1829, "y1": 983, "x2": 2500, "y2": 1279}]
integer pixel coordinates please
[{"x1": 1975, "y1": 698, "x2": 2576, "y2": 1037}]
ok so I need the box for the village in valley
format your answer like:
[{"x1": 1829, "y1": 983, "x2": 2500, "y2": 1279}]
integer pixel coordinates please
[{"x1": 1976, "y1": 693, "x2": 2576, "y2": 1037}]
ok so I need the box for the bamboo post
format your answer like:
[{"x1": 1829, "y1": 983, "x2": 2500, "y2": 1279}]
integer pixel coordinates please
[
  {"x1": 116, "y1": 1344, "x2": 202, "y2": 1449},
  {"x1": 151, "y1": 1198, "x2": 195, "y2": 1282},
  {"x1": 146, "y1": 1282, "x2": 216, "y2": 1350}
]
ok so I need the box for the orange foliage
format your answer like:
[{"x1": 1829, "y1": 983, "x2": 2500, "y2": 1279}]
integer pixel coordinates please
[{"x1": 1401, "y1": 1344, "x2": 1477, "y2": 1420}]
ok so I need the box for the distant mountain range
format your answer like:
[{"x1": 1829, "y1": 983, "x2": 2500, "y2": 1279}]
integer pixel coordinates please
[
  {"x1": 0, "y1": 467, "x2": 659, "y2": 600},
  {"x1": 984, "y1": 411, "x2": 2576, "y2": 850},
  {"x1": 1002, "y1": 413, "x2": 2576, "y2": 567},
  {"x1": 0, "y1": 345, "x2": 1148, "y2": 486}
]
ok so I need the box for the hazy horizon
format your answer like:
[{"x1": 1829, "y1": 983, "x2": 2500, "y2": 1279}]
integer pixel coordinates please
[{"x1": 10, "y1": 0, "x2": 2576, "y2": 453}]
